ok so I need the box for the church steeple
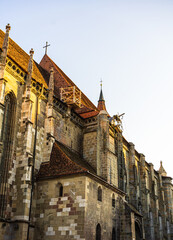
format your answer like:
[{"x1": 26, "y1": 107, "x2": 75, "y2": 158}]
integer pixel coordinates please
[
  {"x1": 97, "y1": 81, "x2": 107, "y2": 111},
  {"x1": 99, "y1": 88, "x2": 104, "y2": 101}
]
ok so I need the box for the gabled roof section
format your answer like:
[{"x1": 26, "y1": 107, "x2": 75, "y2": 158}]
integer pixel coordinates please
[
  {"x1": 40, "y1": 54, "x2": 99, "y2": 118},
  {"x1": 37, "y1": 141, "x2": 96, "y2": 180},
  {"x1": 0, "y1": 29, "x2": 48, "y2": 88}
]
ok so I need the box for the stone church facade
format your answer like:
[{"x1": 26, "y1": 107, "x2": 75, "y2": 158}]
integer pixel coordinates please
[{"x1": 0, "y1": 24, "x2": 173, "y2": 240}]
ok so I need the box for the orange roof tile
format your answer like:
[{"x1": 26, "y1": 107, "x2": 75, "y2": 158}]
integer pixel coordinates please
[
  {"x1": 0, "y1": 28, "x2": 99, "y2": 119},
  {"x1": 97, "y1": 100, "x2": 107, "y2": 111},
  {"x1": 79, "y1": 110, "x2": 99, "y2": 119},
  {"x1": 0, "y1": 29, "x2": 48, "y2": 88},
  {"x1": 37, "y1": 141, "x2": 95, "y2": 180},
  {"x1": 40, "y1": 54, "x2": 98, "y2": 117}
]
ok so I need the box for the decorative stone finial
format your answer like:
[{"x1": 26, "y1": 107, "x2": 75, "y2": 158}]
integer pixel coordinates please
[
  {"x1": 6, "y1": 24, "x2": 11, "y2": 32},
  {"x1": 49, "y1": 67, "x2": 54, "y2": 90},
  {"x1": 1, "y1": 24, "x2": 11, "y2": 61},
  {"x1": 48, "y1": 67, "x2": 54, "y2": 106},
  {"x1": 29, "y1": 48, "x2": 34, "y2": 56},
  {"x1": 26, "y1": 48, "x2": 34, "y2": 85},
  {"x1": 159, "y1": 161, "x2": 167, "y2": 176},
  {"x1": 2, "y1": 24, "x2": 11, "y2": 49},
  {"x1": 0, "y1": 24, "x2": 11, "y2": 78},
  {"x1": 28, "y1": 48, "x2": 34, "y2": 72}
]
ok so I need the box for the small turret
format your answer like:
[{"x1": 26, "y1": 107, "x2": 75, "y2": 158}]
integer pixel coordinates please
[
  {"x1": 158, "y1": 161, "x2": 167, "y2": 176},
  {"x1": 97, "y1": 82, "x2": 107, "y2": 111}
]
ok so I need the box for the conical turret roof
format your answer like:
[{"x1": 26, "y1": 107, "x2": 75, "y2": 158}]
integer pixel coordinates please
[{"x1": 97, "y1": 85, "x2": 106, "y2": 111}]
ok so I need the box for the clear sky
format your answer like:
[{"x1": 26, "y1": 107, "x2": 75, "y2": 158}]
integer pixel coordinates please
[{"x1": 1, "y1": 0, "x2": 173, "y2": 177}]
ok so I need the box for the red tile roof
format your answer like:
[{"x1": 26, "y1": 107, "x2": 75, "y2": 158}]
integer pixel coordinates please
[
  {"x1": 0, "y1": 29, "x2": 48, "y2": 88},
  {"x1": 97, "y1": 100, "x2": 107, "y2": 111},
  {"x1": 39, "y1": 54, "x2": 99, "y2": 119},
  {"x1": 37, "y1": 142, "x2": 125, "y2": 197},
  {"x1": 79, "y1": 110, "x2": 99, "y2": 119},
  {"x1": 0, "y1": 27, "x2": 100, "y2": 119},
  {"x1": 37, "y1": 141, "x2": 96, "y2": 180}
]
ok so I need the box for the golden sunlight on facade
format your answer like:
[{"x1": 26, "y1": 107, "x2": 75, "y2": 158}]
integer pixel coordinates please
[{"x1": 0, "y1": 24, "x2": 173, "y2": 240}]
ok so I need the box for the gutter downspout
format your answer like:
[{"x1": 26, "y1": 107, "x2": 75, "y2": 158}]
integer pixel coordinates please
[{"x1": 26, "y1": 95, "x2": 38, "y2": 240}]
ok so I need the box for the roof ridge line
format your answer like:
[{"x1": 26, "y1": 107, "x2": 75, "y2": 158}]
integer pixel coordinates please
[
  {"x1": 42, "y1": 54, "x2": 98, "y2": 111},
  {"x1": 56, "y1": 140, "x2": 96, "y2": 172}
]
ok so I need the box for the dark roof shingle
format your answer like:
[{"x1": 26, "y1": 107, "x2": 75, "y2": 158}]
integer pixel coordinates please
[
  {"x1": 39, "y1": 54, "x2": 99, "y2": 119},
  {"x1": 37, "y1": 141, "x2": 96, "y2": 180}
]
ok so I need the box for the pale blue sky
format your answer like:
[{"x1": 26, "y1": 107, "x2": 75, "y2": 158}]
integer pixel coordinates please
[{"x1": 1, "y1": 0, "x2": 173, "y2": 176}]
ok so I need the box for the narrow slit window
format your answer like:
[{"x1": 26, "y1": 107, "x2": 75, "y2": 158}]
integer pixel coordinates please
[{"x1": 98, "y1": 187, "x2": 102, "y2": 202}]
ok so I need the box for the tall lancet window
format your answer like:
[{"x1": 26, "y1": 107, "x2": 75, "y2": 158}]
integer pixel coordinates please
[{"x1": 0, "y1": 92, "x2": 16, "y2": 217}]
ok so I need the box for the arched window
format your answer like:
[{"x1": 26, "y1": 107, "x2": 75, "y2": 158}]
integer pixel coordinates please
[
  {"x1": 57, "y1": 183, "x2": 63, "y2": 197},
  {"x1": 112, "y1": 227, "x2": 116, "y2": 240},
  {"x1": 96, "y1": 223, "x2": 101, "y2": 240},
  {"x1": 112, "y1": 193, "x2": 115, "y2": 208},
  {"x1": 97, "y1": 186, "x2": 102, "y2": 202},
  {"x1": 0, "y1": 92, "x2": 16, "y2": 217}
]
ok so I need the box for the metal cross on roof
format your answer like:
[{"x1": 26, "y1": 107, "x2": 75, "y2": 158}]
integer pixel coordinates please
[
  {"x1": 100, "y1": 78, "x2": 103, "y2": 88},
  {"x1": 43, "y1": 41, "x2": 50, "y2": 55}
]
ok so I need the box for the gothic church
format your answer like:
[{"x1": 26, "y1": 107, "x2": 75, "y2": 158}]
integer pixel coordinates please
[{"x1": 0, "y1": 24, "x2": 173, "y2": 240}]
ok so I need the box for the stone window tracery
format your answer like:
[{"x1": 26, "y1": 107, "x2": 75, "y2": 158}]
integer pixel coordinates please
[{"x1": 0, "y1": 92, "x2": 16, "y2": 217}]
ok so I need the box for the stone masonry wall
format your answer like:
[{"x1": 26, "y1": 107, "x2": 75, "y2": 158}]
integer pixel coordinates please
[
  {"x1": 54, "y1": 109, "x2": 83, "y2": 154},
  {"x1": 35, "y1": 176, "x2": 86, "y2": 240},
  {"x1": 85, "y1": 177, "x2": 124, "y2": 240},
  {"x1": 83, "y1": 131, "x2": 97, "y2": 170}
]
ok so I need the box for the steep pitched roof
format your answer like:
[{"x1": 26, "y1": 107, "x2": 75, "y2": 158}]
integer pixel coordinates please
[
  {"x1": 40, "y1": 54, "x2": 99, "y2": 118},
  {"x1": 37, "y1": 141, "x2": 96, "y2": 180},
  {"x1": 0, "y1": 27, "x2": 99, "y2": 119},
  {"x1": 0, "y1": 29, "x2": 48, "y2": 88},
  {"x1": 37, "y1": 141, "x2": 125, "y2": 196},
  {"x1": 97, "y1": 88, "x2": 107, "y2": 111},
  {"x1": 99, "y1": 89, "x2": 104, "y2": 101}
]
